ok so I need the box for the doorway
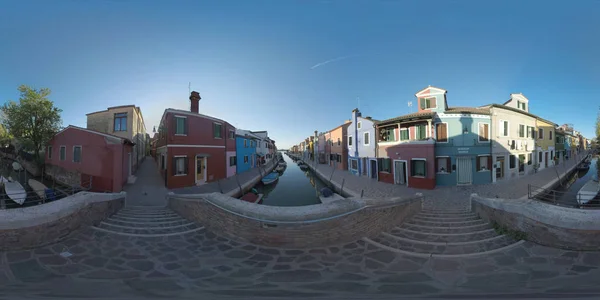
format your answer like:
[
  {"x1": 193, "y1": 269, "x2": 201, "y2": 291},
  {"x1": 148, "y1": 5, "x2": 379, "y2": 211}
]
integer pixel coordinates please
[
  {"x1": 544, "y1": 152, "x2": 548, "y2": 168},
  {"x1": 362, "y1": 158, "x2": 367, "y2": 176},
  {"x1": 370, "y1": 159, "x2": 378, "y2": 179},
  {"x1": 456, "y1": 156, "x2": 473, "y2": 185},
  {"x1": 393, "y1": 160, "x2": 407, "y2": 185},
  {"x1": 496, "y1": 156, "x2": 505, "y2": 180},
  {"x1": 195, "y1": 156, "x2": 207, "y2": 185},
  {"x1": 128, "y1": 152, "x2": 132, "y2": 177}
]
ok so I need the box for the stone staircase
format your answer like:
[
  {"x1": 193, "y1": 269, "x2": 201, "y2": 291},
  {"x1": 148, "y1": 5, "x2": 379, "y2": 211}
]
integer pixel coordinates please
[
  {"x1": 364, "y1": 208, "x2": 524, "y2": 257},
  {"x1": 92, "y1": 205, "x2": 203, "y2": 237}
]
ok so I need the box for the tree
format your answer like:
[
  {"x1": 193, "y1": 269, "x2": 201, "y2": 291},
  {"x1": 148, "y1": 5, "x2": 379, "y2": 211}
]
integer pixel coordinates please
[{"x1": 1, "y1": 85, "x2": 62, "y2": 162}]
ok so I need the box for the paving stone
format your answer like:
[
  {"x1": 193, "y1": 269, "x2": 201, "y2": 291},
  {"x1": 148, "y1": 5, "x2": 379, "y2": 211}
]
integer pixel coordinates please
[
  {"x1": 523, "y1": 257, "x2": 547, "y2": 264},
  {"x1": 125, "y1": 279, "x2": 184, "y2": 292},
  {"x1": 460, "y1": 273, "x2": 530, "y2": 290},
  {"x1": 163, "y1": 263, "x2": 182, "y2": 270},
  {"x1": 127, "y1": 260, "x2": 155, "y2": 272},
  {"x1": 158, "y1": 254, "x2": 179, "y2": 263},
  {"x1": 276, "y1": 256, "x2": 295, "y2": 263},
  {"x1": 50, "y1": 264, "x2": 91, "y2": 275},
  {"x1": 300, "y1": 263, "x2": 323, "y2": 270},
  {"x1": 464, "y1": 263, "x2": 497, "y2": 274},
  {"x1": 431, "y1": 259, "x2": 461, "y2": 272},
  {"x1": 365, "y1": 259, "x2": 384, "y2": 270},
  {"x1": 38, "y1": 255, "x2": 69, "y2": 266},
  {"x1": 336, "y1": 263, "x2": 363, "y2": 273},
  {"x1": 309, "y1": 249, "x2": 327, "y2": 254},
  {"x1": 6, "y1": 251, "x2": 32, "y2": 262},
  {"x1": 582, "y1": 253, "x2": 600, "y2": 266},
  {"x1": 506, "y1": 247, "x2": 530, "y2": 258},
  {"x1": 33, "y1": 248, "x2": 53, "y2": 255},
  {"x1": 206, "y1": 289, "x2": 325, "y2": 297},
  {"x1": 106, "y1": 264, "x2": 128, "y2": 271},
  {"x1": 493, "y1": 255, "x2": 517, "y2": 266},
  {"x1": 273, "y1": 264, "x2": 292, "y2": 270},
  {"x1": 365, "y1": 250, "x2": 396, "y2": 264},
  {"x1": 181, "y1": 269, "x2": 217, "y2": 279},
  {"x1": 285, "y1": 250, "x2": 304, "y2": 255},
  {"x1": 386, "y1": 260, "x2": 422, "y2": 272},
  {"x1": 302, "y1": 282, "x2": 371, "y2": 292},
  {"x1": 329, "y1": 247, "x2": 340, "y2": 254},
  {"x1": 260, "y1": 270, "x2": 322, "y2": 283},
  {"x1": 347, "y1": 255, "x2": 363, "y2": 263},
  {"x1": 296, "y1": 255, "x2": 315, "y2": 263},
  {"x1": 214, "y1": 265, "x2": 232, "y2": 272},
  {"x1": 80, "y1": 269, "x2": 140, "y2": 279},
  {"x1": 255, "y1": 262, "x2": 268, "y2": 268},
  {"x1": 337, "y1": 272, "x2": 370, "y2": 281},
  {"x1": 224, "y1": 250, "x2": 253, "y2": 259},
  {"x1": 9, "y1": 259, "x2": 62, "y2": 283},
  {"x1": 248, "y1": 254, "x2": 273, "y2": 262},
  {"x1": 530, "y1": 270, "x2": 560, "y2": 280},
  {"x1": 147, "y1": 270, "x2": 170, "y2": 278},
  {"x1": 242, "y1": 245, "x2": 257, "y2": 251},
  {"x1": 259, "y1": 248, "x2": 280, "y2": 255},
  {"x1": 571, "y1": 265, "x2": 597, "y2": 273},
  {"x1": 377, "y1": 283, "x2": 440, "y2": 294},
  {"x1": 229, "y1": 268, "x2": 264, "y2": 278},
  {"x1": 81, "y1": 257, "x2": 108, "y2": 268},
  {"x1": 121, "y1": 253, "x2": 147, "y2": 260},
  {"x1": 378, "y1": 272, "x2": 434, "y2": 283},
  {"x1": 561, "y1": 251, "x2": 580, "y2": 258},
  {"x1": 217, "y1": 244, "x2": 232, "y2": 252}
]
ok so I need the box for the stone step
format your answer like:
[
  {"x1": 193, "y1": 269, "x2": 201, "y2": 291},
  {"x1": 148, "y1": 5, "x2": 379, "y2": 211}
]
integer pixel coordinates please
[
  {"x1": 389, "y1": 227, "x2": 499, "y2": 243},
  {"x1": 119, "y1": 209, "x2": 175, "y2": 214},
  {"x1": 123, "y1": 205, "x2": 168, "y2": 211},
  {"x1": 406, "y1": 218, "x2": 486, "y2": 228},
  {"x1": 93, "y1": 222, "x2": 204, "y2": 237},
  {"x1": 110, "y1": 214, "x2": 183, "y2": 222},
  {"x1": 412, "y1": 215, "x2": 481, "y2": 222},
  {"x1": 116, "y1": 211, "x2": 179, "y2": 218},
  {"x1": 100, "y1": 220, "x2": 197, "y2": 230},
  {"x1": 416, "y1": 212, "x2": 478, "y2": 219},
  {"x1": 372, "y1": 232, "x2": 516, "y2": 255},
  {"x1": 400, "y1": 222, "x2": 491, "y2": 234},
  {"x1": 364, "y1": 235, "x2": 523, "y2": 257},
  {"x1": 103, "y1": 217, "x2": 192, "y2": 228},
  {"x1": 421, "y1": 209, "x2": 471, "y2": 214}
]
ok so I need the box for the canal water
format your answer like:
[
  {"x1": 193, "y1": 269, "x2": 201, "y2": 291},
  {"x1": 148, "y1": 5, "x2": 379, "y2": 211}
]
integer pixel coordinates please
[
  {"x1": 555, "y1": 156, "x2": 599, "y2": 206},
  {"x1": 253, "y1": 153, "x2": 328, "y2": 207}
]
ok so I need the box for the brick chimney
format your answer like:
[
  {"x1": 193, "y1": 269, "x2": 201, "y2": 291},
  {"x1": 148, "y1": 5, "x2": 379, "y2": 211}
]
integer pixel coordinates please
[{"x1": 190, "y1": 91, "x2": 201, "y2": 113}]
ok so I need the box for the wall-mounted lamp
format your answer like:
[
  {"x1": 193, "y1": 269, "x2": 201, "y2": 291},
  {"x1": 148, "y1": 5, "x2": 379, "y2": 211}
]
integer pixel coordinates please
[{"x1": 463, "y1": 127, "x2": 468, "y2": 134}]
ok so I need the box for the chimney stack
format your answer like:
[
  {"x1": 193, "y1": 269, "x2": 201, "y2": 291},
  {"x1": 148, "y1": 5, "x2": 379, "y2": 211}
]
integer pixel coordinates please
[{"x1": 190, "y1": 91, "x2": 201, "y2": 113}]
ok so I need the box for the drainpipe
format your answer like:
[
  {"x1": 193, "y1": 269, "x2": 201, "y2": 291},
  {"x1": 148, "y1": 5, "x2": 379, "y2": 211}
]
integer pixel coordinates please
[{"x1": 354, "y1": 111, "x2": 359, "y2": 173}]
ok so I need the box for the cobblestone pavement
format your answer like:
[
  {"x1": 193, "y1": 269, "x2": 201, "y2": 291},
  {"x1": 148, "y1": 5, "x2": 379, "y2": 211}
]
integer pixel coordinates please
[
  {"x1": 124, "y1": 157, "x2": 169, "y2": 207},
  {"x1": 292, "y1": 151, "x2": 591, "y2": 210},
  {"x1": 1, "y1": 227, "x2": 600, "y2": 299}
]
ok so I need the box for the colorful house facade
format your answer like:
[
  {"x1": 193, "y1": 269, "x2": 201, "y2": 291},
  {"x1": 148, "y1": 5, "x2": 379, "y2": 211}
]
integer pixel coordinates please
[
  {"x1": 329, "y1": 122, "x2": 350, "y2": 170},
  {"x1": 155, "y1": 91, "x2": 236, "y2": 189},
  {"x1": 235, "y1": 129, "x2": 259, "y2": 174},
  {"x1": 45, "y1": 125, "x2": 135, "y2": 193},
  {"x1": 535, "y1": 117, "x2": 558, "y2": 171},
  {"x1": 347, "y1": 108, "x2": 377, "y2": 177},
  {"x1": 555, "y1": 128, "x2": 566, "y2": 164}
]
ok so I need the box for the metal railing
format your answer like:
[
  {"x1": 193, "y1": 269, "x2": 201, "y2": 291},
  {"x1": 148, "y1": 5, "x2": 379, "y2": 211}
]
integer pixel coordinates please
[{"x1": 528, "y1": 183, "x2": 600, "y2": 209}]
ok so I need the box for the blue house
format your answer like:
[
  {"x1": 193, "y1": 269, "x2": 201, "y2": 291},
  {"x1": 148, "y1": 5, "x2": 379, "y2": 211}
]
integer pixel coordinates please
[
  {"x1": 422, "y1": 86, "x2": 493, "y2": 186},
  {"x1": 235, "y1": 129, "x2": 259, "y2": 174},
  {"x1": 347, "y1": 108, "x2": 378, "y2": 177}
]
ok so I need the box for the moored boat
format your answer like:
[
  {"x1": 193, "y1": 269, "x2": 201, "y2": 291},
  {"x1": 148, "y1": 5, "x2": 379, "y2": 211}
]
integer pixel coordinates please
[
  {"x1": 240, "y1": 191, "x2": 264, "y2": 204},
  {"x1": 28, "y1": 179, "x2": 48, "y2": 199},
  {"x1": 299, "y1": 164, "x2": 309, "y2": 171},
  {"x1": 319, "y1": 187, "x2": 345, "y2": 204},
  {"x1": 261, "y1": 172, "x2": 280, "y2": 185},
  {"x1": 4, "y1": 180, "x2": 27, "y2": 205},
  {"x1": 275, "y1": 165, "x2": 285, "y2": 172},
  {"x1": 577, "y1": 179, "x2": 600, "y2": 205}
]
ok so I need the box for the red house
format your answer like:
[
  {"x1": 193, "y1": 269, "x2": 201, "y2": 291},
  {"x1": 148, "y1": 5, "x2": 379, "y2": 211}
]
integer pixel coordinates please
[
  {"x1": 155, "y1": 91, "x2": 236, "y2": 189},
  {"x1": 45, "y1": 126, "x2": 135, "y2": 193}
]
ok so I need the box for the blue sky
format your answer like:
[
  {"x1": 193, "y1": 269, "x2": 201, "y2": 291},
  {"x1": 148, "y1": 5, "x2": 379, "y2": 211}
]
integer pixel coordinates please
[{"x1": 1, "y1": 0, "x2": 599, "y2": 149}]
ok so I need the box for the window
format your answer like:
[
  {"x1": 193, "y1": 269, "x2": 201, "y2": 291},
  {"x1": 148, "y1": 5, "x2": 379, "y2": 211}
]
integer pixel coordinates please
[
  {"x1": 436, "y1": 157, "x2": 450, "y2": 173},
  {"x1": 419, "y1": 97, "x2": 436, "y2": 109},
  {"x1": 501, "y1": 121, "x2": 509, "y2": 137},
  {"x1": 509, "y1": 155, "x2": 516, "y2": 169},
  {"x1": 549, "y1": 131, "x2": 553, "y2": 140},
  {"x1": 73, "y1": 146, "x2": 82, "y2": 163},
  {"x1": 114, "y1": 113, "x2": 127, "y2": 131},
  {"x1": 411, "y1": 159, "x2": 426, "y2": 177},
  {"x1": 517, "y1": 101, "x2": 526, "y2": 111},
  {"x1": 528, "y1": 153, "x2": 532, "y2": 165},
  {"x1": 478, "y1": 123, "x2": 489, "y2": 142},
  {"x1": 174, "y1": 116, "x2": 187, "y2": 135},
  {"x1": 477, "y1": 156, "x2": 491, "y2": 172},
  {"x1": 400, "y1": 128, "x2": 409, "y2": 141},
  {"x1": 348, "y1": 136, "x2": 353, "y2": 146},
  {"x1": 336, "y1": 154, "x2": 342, "y2": 162},
  {"x1": 518, "y1": 154, "x2": 525, "y2": 173},
  {"x1": 357, "y1": 122, "x2": 362, "y2": 129},
  {"x1": 229, "y1": 156, "x2": 237, "y2": 166},
  {"x1": 350, "y1": 159, "x2": 358, "y2": 170},
  {"x1": 519, "y1": 124, "x2": 525, "y2": 138},
  {"x1": 538, "y1": 128, "x2": 544, "y2": 139},
  {"x1": 364, "y1": 132, "x2": 370, "y2": 146},
  {"x1": 60, "y1": 146, "x2": 66, "y2": 161},
  {"x1": 337, "y1": 138, "x2": 341, "y2": 146},
  {"x1": 229, "y1": 130, "x2": 235, "y2": 139},
  {"x1": 173, "y1": 156, "x2": 188, "y2": 176},
  {"x1": 378, "y1": 158, "x2": 391, "y2": 173},
  {"x1": 436, "y1": 123, "x2": 448, "y2": 142},
  {"x1": 213, "y1": 123, "x2": 222, "y2": 138},
  {"x1": 380, "y1": 127, "x2": 396, "y2": 142},
  {"x1": 528, "y1": 126, "x2": 536, "y2": 139},
  {"x1": 47, "y1": 146, "x2": 52, "y2": 159},
  {"x1": 244, "y1": 156, "x2": 249, "y2": 163},
  {"x1": 244, "y1": 139, "x2": 248, "y2": 147},
  {"x1": 417, "y1": 124, "x2": 427, "y2": 140}
]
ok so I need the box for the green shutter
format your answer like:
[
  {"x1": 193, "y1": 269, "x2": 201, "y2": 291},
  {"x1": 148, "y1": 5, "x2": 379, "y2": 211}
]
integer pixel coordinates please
[{"x1": 420, "y1": 98, "x2": 425, "y2": 109}]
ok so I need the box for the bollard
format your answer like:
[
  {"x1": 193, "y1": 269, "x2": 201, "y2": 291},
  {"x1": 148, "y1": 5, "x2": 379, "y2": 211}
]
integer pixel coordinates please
[
  {"x1": 340, "y1": 178, "x2": 345, "y2": 194},
  {"x1": 361, "y1": 189, "x2": 364, "y2": 198},
  {"x1": 217, "y1": 179, "x2": 223, "y2": 193}
]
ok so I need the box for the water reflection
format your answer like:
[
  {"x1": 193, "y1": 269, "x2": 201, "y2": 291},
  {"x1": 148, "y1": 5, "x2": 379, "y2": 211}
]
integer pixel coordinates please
[
  {"x1": 254, "y1": 154, "x2": 327, "y2": 207},
  {"x1": 556, "y1": 156, "x2": 599, "y2": 206}
]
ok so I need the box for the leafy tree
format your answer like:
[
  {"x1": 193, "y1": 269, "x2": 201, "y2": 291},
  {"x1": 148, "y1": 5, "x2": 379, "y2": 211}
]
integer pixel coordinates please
[{"x1": 1, "y1": 85, "x2": 62, "y2": 162}]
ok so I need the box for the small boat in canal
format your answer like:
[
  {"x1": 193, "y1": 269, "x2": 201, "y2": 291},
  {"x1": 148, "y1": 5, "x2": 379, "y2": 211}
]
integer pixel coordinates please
[
  {"x1": 0, "y1": 176, "x2": 9, "y2": 186},
  {"x1": 319, "y1": 187, "x2": 345, "y2": 204},
  {"x1": 278, "y1": 161, "x2": 287, "y2": 167},
  {"x1": 577, "y1": 162, "x2": 591, "y2": 171},
  {"x1": 261, "y1": 172, "x2": 280, "y2": 185},
  {"x1": 577, "y1": 179, "x2": 600, "y2": 205},
  {"x1": 4, "y1": 180, "x2": 27, "y2": 205},
  {"x1": 28, "y1": 179, "x2": 48, "y2": 200},
  {"x1": 240, "y1": 189, "x2": 264, "y2": 204},
  {"x1": 275, "y1": 165, "x2": 285, "y2": 172},
  {"x1": 299, "y1": 164, "x2": 309, "y2": 171}
]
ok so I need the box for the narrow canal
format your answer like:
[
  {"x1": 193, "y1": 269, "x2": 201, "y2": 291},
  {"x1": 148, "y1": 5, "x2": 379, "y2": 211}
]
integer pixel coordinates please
[
  {"x1": 555, "y1": 155, "x2": 599, "y2": 207},
  {"x1": 253, "y1": 153, "x2": 328, "y2": 207}
]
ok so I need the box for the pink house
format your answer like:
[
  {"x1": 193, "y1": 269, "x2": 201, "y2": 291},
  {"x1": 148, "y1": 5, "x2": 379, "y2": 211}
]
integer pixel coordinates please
[{"x1": 45, "y1": 126, "x2": 135, "y2": 193}]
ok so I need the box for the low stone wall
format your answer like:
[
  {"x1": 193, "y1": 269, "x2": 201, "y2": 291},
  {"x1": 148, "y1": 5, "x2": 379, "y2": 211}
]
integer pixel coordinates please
[
  {"x1": 471, "y1": 194, "x2": 600, "y2": 250},
  {"x1": 0, "y1": 191, "x2": 125, "y2": 251},
  {"x1": 169, "y1": 192, "x2": 422, "y2": 248}
]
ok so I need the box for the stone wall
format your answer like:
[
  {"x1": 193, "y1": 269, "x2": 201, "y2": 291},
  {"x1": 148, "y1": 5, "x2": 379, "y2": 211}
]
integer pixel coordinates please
[
  {"x1": 471, "y1": 194, "x2": 600, "y2": 251},
  {"x1": 170, "y1": 192, "x2": 422, "y2": 248},
  {"x1": 0, "y1": 191, "x2": 125, "y2": 251},
  {"x1": 45, "y1": 163, "x2": 82, "y2": 186}
]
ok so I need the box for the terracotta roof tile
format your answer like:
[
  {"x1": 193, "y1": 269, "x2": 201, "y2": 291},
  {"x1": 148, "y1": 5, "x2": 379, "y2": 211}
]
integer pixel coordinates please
[
  {"x1": 445, "y1": 107, "x2": 491, "y2": 115},
  {"x1": 376, "y1": 111, "x2": 434, "y2": 125}
]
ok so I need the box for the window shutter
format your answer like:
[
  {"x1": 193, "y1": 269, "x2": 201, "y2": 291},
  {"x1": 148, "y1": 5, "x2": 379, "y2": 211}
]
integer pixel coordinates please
[
  {"x1": 172, "y1": 157, "x2": 176, "y2": 176},
  {"x1": 487, "y1": 156, "x2": 492, "y2": 170},
  {"x1": 420, "y1": 98, "x2": 425, "y2": 109},
  {"x1": 430, "y1": 97, "x2": 436, "y2": 108},
  {"x1": 184, "y1": 157, "x2": 189, "y2": 174},
  {"x1": 183, "y1": 118, "x2": 188, "y2": 134},
  {"x1": 476, "y1": 157, "x2": 480, "y2": 171},
  {"x1": 442, "y1": 124, "x2": 448, "y2": 140}
]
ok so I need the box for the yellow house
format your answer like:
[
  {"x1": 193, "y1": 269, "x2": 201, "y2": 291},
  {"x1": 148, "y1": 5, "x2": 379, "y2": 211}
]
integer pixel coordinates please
[{"x1": 535, "y1": 118, "x2": 558, "y2": 170}]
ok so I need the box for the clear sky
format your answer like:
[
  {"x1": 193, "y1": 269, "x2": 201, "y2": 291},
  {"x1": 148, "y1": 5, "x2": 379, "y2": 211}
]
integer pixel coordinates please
[{"x1": 1, "y1": 0, "x2": 599, "y2": 149}]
